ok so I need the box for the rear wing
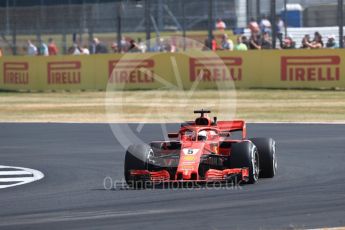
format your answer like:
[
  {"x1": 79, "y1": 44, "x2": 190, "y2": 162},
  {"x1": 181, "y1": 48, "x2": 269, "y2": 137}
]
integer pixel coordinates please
[{"x1": 217, "y1": 120, "x2": 246, "y2": 139}]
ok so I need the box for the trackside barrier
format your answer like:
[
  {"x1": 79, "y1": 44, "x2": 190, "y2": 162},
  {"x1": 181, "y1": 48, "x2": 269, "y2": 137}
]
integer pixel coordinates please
[{"x1": 0, "y1": 49, "x2": 344, "y2": 91}]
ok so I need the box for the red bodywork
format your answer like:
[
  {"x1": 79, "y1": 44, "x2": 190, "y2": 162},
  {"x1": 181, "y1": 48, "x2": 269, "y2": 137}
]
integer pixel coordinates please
[{"x1": 130, "y1": 114, "x2": 250, "y2": 183}]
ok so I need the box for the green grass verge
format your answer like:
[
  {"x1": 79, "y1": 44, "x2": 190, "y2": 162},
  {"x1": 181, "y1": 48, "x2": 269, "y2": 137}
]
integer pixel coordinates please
[{"x1": 0, "y1": 89, "x2": 344, "y2": 123}]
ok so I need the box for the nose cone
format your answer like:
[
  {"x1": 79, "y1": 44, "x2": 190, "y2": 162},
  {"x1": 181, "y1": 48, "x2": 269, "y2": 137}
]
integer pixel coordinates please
[{"x1": 176, "y1": 142, "x2": 204, "y2": 180}]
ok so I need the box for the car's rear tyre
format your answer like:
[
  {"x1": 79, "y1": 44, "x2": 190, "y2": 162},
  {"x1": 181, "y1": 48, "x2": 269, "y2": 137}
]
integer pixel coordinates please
[
  {"x1": 124, "y1": 144, "x2": 152, "y2": 188},
  {"x1": 249, "y1": 138, "x2": 277, "y2": 178},
  {"x1": 230, "y1": 141, "x2": 259, "y2": 184}
]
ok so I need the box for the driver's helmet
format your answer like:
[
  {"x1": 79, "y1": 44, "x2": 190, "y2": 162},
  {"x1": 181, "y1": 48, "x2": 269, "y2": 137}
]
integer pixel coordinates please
[{"x1": 198, "y1": 130, "x2": 208, "y2": 141}]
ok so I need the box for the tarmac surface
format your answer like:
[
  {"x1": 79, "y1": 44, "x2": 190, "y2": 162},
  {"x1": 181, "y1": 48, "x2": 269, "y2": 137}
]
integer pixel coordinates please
[{"x1": 0, "y1": 123, "x2": 345, "y2": 230}]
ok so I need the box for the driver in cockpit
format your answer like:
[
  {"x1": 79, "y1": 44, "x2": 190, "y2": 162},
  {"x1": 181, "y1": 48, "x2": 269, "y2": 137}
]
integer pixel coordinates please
[{"x1": 197, "y1": 130, "x2": 208, "y2": 141}]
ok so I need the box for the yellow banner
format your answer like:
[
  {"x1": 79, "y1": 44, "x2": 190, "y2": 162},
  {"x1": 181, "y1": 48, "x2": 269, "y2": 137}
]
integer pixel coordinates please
[{"x1": 0, "y1": 49, "x2": 344, "y2": 91}]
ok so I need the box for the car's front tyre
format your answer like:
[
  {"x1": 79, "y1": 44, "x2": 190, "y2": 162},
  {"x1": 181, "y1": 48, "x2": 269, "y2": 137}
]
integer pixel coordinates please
[
  {"x1": 124, "y1": 144, "x2": 152, "y2": 188},
  {"x1": 250, "y1": 138, "x2": 277, "y2": 178},
  {"x1": 230, "y1": 141, "x2": 259, "y2": 184}
]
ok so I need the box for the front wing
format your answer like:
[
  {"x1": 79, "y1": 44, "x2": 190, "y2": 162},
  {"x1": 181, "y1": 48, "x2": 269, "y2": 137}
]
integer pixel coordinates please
[{"x1": 130, "y1": 168, "x2": 249, "y2": 183}]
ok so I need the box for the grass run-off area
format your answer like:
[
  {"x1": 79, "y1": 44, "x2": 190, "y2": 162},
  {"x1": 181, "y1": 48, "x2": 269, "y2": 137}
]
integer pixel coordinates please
[{"x1": 0, "y1": 89, "x2": 344, "y2": 123}]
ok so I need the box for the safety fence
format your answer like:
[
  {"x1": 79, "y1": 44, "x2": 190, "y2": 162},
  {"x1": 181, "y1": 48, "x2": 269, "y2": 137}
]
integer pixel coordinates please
[{"x1": 1, "y1": 49, "x2": 344, "y2": 91}]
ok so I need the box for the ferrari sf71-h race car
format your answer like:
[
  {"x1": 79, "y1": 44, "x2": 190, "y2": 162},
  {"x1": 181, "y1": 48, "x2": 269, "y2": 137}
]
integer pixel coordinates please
[{"x1": 124, "y1": 110, "x2": 277, "y2": 188}]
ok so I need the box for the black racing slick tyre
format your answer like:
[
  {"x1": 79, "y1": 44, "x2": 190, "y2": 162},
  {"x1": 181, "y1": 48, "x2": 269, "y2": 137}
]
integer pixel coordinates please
[
  {"x1": 124, "y1": 144, "x2": 152, "y2": 188},
  {"x1": 230, "y1": 141, "x2": 259, "y2": 184},
  {"x1": 250, "y1": 138, "x2": 277, "y2": 178}
]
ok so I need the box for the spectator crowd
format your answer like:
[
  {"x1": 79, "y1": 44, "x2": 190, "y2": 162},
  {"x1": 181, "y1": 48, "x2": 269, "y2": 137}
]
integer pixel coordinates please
[
  {"x1": 203, "y1": 16, "x2": 344, "y2": 52},
  {"x1": 0, "y1": 16, "x2": 342, "y2": 57},
  {"x1": 21, "y1": 35, "x2": 178, "y2": 56}
]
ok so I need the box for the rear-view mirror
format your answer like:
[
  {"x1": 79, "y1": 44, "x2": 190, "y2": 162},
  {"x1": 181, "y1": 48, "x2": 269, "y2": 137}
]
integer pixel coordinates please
[{"x1": 168, "y1": 133, "x2": 179, "y2": 138}]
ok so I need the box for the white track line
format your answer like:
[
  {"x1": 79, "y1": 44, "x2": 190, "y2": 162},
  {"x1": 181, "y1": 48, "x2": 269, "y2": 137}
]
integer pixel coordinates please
[
  {"x1": 0, "y1": 178, "x2": 36, "y2": 182},
  {"x1": 0, "y1": 171, "x2": 33, "y2": 175},
  {"x1": 0, "y1": 165, "x2": 44, "y2": 189},
  {"x1": 308, "y1": 228, "x2": 345, "y2": 230}
]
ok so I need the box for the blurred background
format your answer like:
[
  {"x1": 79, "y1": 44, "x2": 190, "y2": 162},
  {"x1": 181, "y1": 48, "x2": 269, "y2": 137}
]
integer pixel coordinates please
[{"x1": 0, "y1": 0, "x2": 344, "y2": 55}]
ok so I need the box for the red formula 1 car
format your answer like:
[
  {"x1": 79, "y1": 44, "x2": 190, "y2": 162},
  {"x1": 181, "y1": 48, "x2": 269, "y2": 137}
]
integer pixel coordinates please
[{"x1": 124, "y1": 110, "x2": 277, "y2": 188}]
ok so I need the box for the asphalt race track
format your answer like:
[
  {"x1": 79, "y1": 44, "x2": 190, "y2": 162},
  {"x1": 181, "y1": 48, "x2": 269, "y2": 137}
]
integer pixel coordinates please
[{"x1": 0, "y1": 123, "x2": 345, "y2": 230}]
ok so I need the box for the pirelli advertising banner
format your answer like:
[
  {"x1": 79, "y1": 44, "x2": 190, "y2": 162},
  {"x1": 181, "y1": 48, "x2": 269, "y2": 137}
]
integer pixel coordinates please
[
  {"x1": 0, "y1": 49, "x2": 344, "y2": 91},
  {"x1": 0, "y1": 55, "x2": 97, "y2": 91},
  {"x1": 260, "y1": 49, "x2": 342, "y2": 88}
]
